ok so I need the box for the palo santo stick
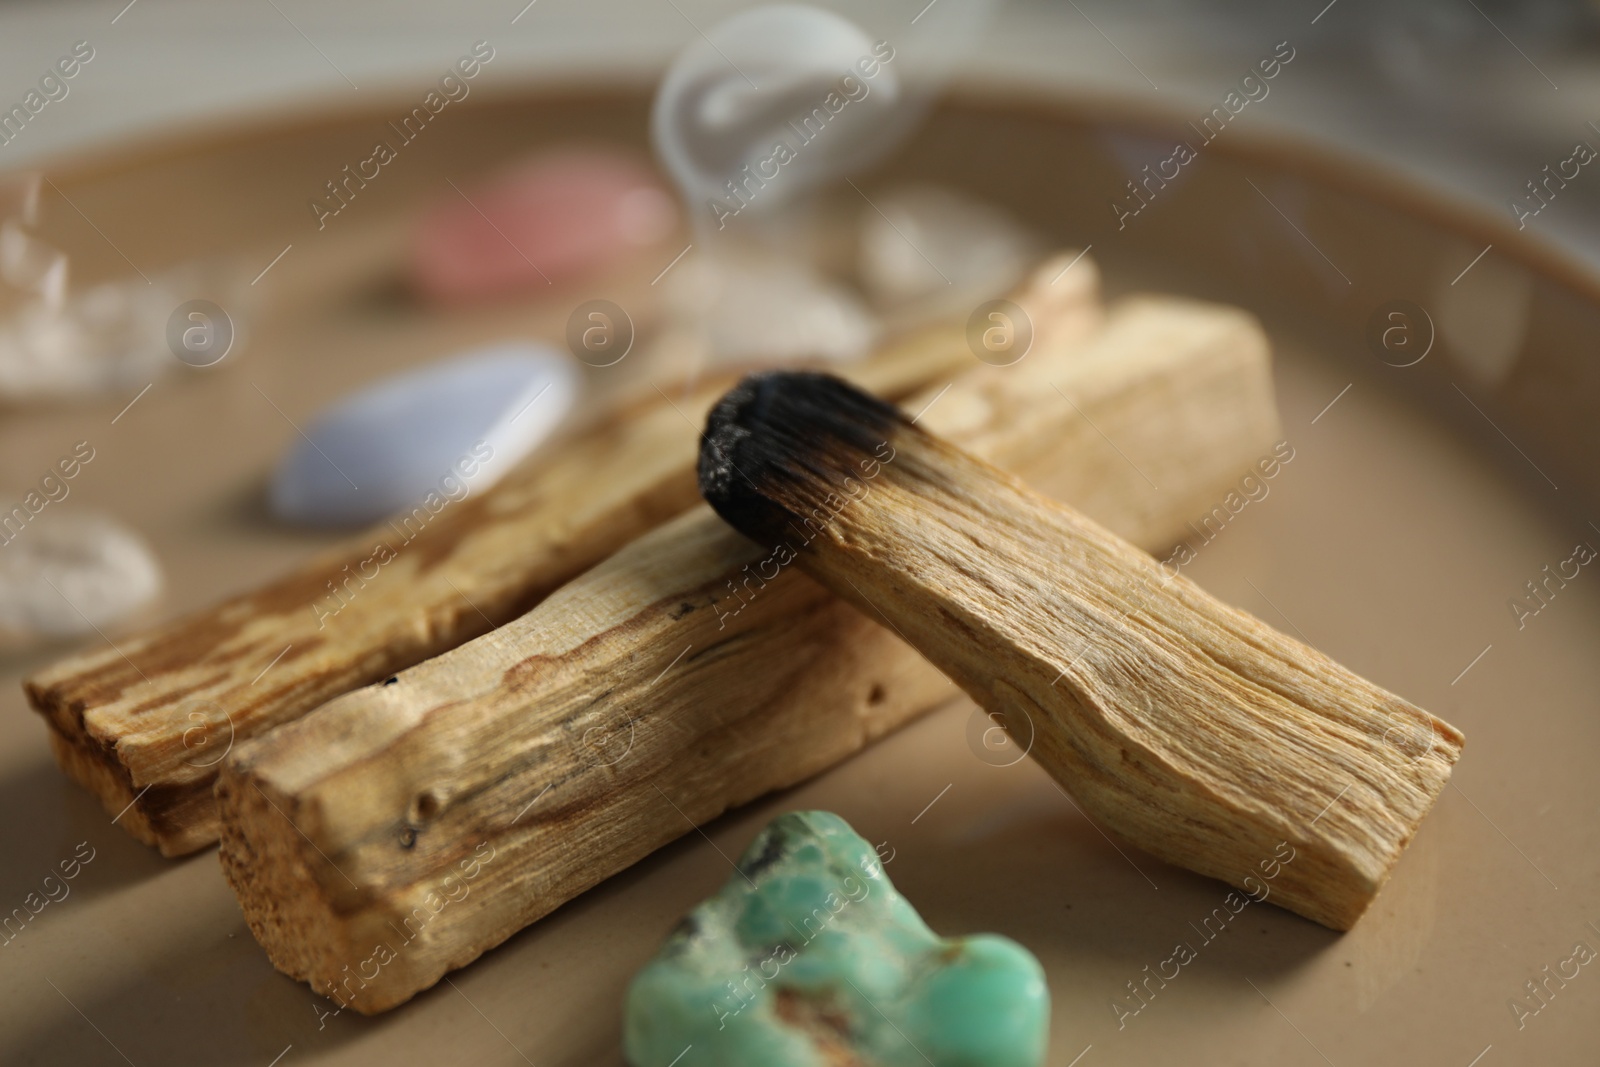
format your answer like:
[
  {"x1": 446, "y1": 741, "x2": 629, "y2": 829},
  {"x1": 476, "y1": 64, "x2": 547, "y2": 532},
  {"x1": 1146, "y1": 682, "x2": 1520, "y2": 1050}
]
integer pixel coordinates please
[
  {"x1": 217, "y1": 292, "x2": 1280, "y2": 1012},
  {"x1": 24, "y1": 255, "x2": 1101, "y2": 857},
  {"x1": 698, "y1": 372, "x2": 1465, "y2": 931}
]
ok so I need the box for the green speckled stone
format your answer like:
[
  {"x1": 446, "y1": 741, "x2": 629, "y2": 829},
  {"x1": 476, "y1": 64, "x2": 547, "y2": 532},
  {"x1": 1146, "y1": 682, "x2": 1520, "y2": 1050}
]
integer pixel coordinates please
[{"x1": 623, "y1": 811, "x2": 1049, "y2": 1067}]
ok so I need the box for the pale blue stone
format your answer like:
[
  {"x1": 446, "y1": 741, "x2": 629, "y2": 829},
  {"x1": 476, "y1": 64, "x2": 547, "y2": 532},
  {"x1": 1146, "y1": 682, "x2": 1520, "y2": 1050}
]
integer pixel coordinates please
[{"x1": 269, "y1": 343, "x2": 578, "y2": 527}]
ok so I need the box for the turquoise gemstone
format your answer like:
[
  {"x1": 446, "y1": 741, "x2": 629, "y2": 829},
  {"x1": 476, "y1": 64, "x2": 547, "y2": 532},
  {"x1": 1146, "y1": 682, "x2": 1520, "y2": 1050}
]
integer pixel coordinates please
[{"x1": 623, "y1": 811, "x2": 1050, "y2": 1066}]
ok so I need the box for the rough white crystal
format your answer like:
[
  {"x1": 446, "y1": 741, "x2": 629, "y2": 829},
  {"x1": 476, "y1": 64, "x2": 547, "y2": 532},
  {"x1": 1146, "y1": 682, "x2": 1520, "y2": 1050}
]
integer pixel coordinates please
[
  {"x1": 859, "y1": 185, "x2": 1037, "y2": 315},
  {"x1": 665, "y1": 252, "x2": 877, "y2": 369},
  {"x1": 0, "y1": 174, "x2": 250, "y2": 401}
]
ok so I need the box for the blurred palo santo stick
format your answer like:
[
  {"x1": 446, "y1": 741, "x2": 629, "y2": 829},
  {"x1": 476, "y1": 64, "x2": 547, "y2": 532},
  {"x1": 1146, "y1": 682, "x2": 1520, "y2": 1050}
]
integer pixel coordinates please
[
  {"x1": 698, "y1": 371, "x2": 1465, "y2": 931},
  {"x1": 218, "y1": 292, "x2": 1280, "y2": 1012},
  {"x1": 25, "y1": 251, "x2": 1101, "y2": 857}
]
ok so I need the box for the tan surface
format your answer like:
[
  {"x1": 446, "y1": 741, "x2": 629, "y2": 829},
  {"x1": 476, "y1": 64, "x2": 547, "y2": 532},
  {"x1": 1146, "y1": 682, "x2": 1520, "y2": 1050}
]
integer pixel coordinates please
[{"x1": 1, "y1": 90, "x2": 1596, "y2": 1065}]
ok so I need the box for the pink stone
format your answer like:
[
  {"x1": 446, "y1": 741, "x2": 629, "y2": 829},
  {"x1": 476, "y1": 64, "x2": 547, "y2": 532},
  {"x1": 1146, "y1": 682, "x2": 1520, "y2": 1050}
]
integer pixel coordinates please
[{"x1": 410, "y1": 150, "x2": 678, "y2": 304}]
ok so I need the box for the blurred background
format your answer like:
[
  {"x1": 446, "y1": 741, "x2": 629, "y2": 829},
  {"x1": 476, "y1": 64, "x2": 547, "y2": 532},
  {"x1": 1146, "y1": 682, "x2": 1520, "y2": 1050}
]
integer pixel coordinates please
[{"x1": 3, "y1": 0, "x2": 1600, "y2": 262}]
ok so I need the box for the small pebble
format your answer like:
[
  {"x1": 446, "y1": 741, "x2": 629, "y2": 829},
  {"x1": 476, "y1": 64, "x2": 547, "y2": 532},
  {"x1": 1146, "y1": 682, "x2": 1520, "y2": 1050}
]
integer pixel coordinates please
[
  {"x1": 624, "y1": 810, "x2": 1050, "y2": 1067},
  {"x1": 859, "y1": 185, "x2": 1037, "y2": 315},
  {"x1": 409, "y1": 151, "x2": 678, "y2": 304},
  {"x1": 269, "y1": 343, "x2": 578, "y2": 527},
  {"x1": 0, "y1": 511, "x2": 161, "y2": 646}
]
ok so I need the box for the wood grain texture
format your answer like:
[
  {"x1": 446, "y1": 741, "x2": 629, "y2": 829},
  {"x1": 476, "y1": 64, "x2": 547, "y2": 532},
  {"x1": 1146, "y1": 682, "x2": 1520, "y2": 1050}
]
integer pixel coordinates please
[
  {"x1": 216, "y1": 290, "x2": 1280, "y2": 1012},
  {"x1": 24, "y1": 255, "x2": 1099, "y2": 856},
  {"x1": 700, "y1": 374, "x2": 1465, "y2": 932}
]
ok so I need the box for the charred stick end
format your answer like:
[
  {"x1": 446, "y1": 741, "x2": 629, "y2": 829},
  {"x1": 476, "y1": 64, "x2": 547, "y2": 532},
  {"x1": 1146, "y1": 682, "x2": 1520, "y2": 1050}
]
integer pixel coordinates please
[{"x1": 698, "y1": 371, "x2": 904, "y2": 548}]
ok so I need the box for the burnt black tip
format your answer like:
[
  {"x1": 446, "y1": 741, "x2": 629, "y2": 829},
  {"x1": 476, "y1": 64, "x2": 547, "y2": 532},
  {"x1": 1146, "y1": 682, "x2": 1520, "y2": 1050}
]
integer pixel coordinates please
[{"x1": 697, "y1": 371, "x2": 902, "y2": 545}]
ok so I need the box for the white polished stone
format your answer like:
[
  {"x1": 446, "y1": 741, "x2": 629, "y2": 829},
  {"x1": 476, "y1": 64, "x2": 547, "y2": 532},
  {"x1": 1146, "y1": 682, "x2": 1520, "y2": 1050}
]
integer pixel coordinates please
[{"x1": 0, "y1": 511, "x2": 162, "y2": 646}]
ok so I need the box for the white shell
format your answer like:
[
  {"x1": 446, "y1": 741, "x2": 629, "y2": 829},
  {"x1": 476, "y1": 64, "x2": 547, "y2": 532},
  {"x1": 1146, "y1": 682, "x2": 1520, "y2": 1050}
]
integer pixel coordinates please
[
  {"x1": 0, "y1": 511, "x2": 162, "y2": 645},
  {"x1": 270, "y1": 343, "x2": 579, "y2": 527},
  {"x1": 651, "y1": 4, "x2": 900, "y2": 219}
]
